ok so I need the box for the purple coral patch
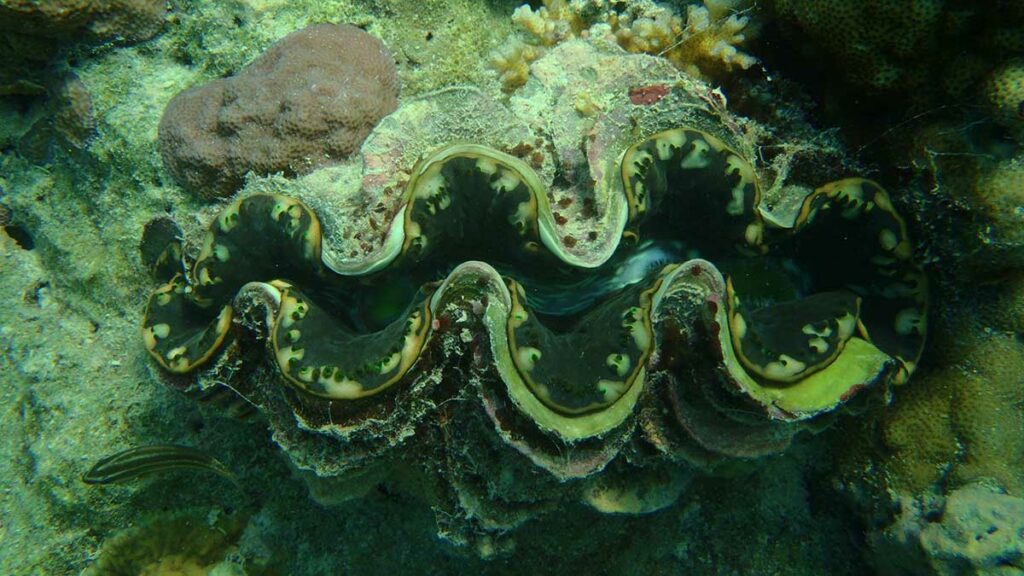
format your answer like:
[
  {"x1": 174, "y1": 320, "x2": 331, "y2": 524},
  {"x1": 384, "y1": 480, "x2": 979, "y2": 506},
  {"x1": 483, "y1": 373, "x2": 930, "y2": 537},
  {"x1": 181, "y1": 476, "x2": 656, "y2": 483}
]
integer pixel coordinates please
[{"x1": 158, "y1": 23, "x2": 399, "y2": 198}]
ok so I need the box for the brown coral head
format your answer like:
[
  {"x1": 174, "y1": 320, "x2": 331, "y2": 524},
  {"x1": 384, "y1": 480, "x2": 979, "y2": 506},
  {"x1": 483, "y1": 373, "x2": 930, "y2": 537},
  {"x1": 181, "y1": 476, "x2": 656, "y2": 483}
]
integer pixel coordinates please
[{"x1": 157, "y1": 23, "x2": 399, "y2": 199}]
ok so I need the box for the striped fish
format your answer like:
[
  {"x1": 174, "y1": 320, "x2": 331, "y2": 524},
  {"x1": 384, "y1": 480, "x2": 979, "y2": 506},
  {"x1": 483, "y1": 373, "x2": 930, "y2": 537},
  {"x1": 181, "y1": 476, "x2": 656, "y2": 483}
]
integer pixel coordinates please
[{"x1": 82, "y1": 444, "x2": 241, "y2": 488}]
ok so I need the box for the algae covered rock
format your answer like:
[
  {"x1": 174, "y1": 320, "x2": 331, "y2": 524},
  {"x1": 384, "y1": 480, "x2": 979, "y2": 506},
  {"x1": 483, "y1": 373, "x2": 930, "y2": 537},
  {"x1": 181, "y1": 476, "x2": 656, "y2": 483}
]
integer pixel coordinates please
[
  {"x1": 0, "y1": 0, "x2": 165, "y2": 43},
  {"x1": 0, "y1": 0, "x2": 164, "y2": 95},
  {"x1": 158, "y1": 23, "x2": 400, "y2": 199},
  {"x1": 872, "y1": 484, "x2": 1024, "y2": 575},
  {"x1": 919, "y1": 484, "x2": 1024, "y2": 575}
]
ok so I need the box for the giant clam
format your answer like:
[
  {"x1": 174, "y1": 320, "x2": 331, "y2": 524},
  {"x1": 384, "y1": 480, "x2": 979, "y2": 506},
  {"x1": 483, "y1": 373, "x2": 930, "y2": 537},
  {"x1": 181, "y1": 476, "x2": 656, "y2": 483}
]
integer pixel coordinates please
[{"x1": 140, "y1": 39, "x2": 927, "y2": 548}]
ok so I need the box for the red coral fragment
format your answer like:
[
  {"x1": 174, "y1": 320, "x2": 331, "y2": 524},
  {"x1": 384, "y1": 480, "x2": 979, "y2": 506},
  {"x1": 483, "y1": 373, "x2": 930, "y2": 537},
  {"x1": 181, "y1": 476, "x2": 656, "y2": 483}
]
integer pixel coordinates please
[{"x1": 629, "y1": 84, "x2": 669, "y2": 106}]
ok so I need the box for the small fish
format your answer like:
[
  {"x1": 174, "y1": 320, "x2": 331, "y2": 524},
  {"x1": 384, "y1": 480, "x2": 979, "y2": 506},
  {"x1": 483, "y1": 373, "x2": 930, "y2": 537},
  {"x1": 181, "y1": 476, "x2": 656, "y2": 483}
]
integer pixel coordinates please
[{"x1": 82, "y1": 444, "x2": 241, "y2": 488}]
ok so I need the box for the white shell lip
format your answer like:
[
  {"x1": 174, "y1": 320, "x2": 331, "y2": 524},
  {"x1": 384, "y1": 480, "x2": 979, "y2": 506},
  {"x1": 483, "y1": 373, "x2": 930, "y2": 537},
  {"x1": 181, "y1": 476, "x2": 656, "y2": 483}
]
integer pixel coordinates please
[
  {"x1": 428, "y1": 260, "x2": 512, "y2": 315},
  {"x1": 322, "y1": 205, "x2": 407, "y2": 276}
]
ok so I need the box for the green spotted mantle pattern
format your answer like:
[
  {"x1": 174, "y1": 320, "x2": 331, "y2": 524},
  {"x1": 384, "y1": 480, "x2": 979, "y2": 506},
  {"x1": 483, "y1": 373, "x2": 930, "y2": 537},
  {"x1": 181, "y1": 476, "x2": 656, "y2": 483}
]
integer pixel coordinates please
[{"x1": 142, "y1": 127, "x2": 927, "y2": 443}]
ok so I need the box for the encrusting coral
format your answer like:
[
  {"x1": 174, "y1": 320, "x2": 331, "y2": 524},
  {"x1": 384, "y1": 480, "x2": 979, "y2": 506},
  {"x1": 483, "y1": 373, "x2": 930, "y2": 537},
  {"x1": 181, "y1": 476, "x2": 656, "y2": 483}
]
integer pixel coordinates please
[
  {"x1": 770, "y1": 0, "x2": 944, "y2": 94},
  {"x1": 870, "y1": 483, "x2": 1024, "y2": 575},
  {"x1": 983, "y1": 58, "x2": 1024, "y2": 136},
  {"x1": 768, "y1": 0, "x2": 1024, "y2": 110},
  {"x1": 988, "y1": 272, "x2": 1024, "y2": 334},
  {"x1": 876, "y1": 364, "x2": 959, "y2": 494},
  {"x1": 492, "y1": 0, "x2": 758, "y2": 91},
  {"x1": 973, "y1": 155, "x2": 1024, "y2": 260},
  {"x1": 158, "y1": 23, "x2": 399, "y2": 199},
  {"x1": 839, "y1": 308, "x2": 1024, "y2": 499},
  {"x1": 141, "y1": 38, "x2": 928, "y2": 550}
]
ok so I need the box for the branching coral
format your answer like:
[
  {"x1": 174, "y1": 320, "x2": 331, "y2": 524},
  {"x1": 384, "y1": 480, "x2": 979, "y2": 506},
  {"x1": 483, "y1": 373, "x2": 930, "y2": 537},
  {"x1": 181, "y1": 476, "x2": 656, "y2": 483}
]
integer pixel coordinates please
[
  {"x1": 490, "y1": 39, "x2": 545, "y2": 93},
  {"x1": 613, "y1": 0, "x2": 758, "y2": 79},
  {"x1": 492, "y1": 0, "x2": 759, "y2": 91},
  {"x1": 510, "y1": 0, "x2": 588, "y2": 46}
]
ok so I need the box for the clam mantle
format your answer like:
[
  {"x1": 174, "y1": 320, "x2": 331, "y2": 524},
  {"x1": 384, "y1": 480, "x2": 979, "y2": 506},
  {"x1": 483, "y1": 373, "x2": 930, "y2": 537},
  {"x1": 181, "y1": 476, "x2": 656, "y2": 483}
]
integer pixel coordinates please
[{"x1": 140, "y1": 39, "x2": 927, "y2": 549}]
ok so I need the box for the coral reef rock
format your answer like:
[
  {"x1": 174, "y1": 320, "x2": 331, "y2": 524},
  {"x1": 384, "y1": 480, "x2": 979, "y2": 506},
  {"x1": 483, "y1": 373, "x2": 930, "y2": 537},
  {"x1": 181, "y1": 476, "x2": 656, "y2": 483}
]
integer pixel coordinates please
[
  {"x1": 872, "y1": 484, "x2": 1024, "y2": 575},
  {"x1": 0, "y1": 0, "x2": 165, "y2": 94},
  {"x1": 158, "y1": 23, "x2": 400, "y2": 199},
  {"x1": 0, "y1": 0, "x2": 165, "y2": 43},
  {"x1": 769, "y1": 0, "x2": 1024, "y2": 107},
  {"x1": 83, "y1": 507, "x2": 249, "y2": 576},
  {"x1": 140, "y1": 39, "x2": 927, "y2": 551},
  {"x1": 983, "y1": 58, "x2": 1024, "y2": 136}
]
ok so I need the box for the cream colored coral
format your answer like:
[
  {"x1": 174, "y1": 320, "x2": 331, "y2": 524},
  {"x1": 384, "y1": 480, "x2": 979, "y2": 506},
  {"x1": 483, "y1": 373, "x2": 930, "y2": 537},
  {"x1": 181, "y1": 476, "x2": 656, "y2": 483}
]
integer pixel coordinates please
[
  {"x1": 613, "y1": 5, "x2": 679, "y2": 54},
  {"x1": 493, "y1": 0, "x2": 759, "y2": 91},
  {"x1": 642, "y1": 2, "x2": 757, "y2": 79},
  {"x1": 511, "y1": 0, "x2": 584, "y2": 47},
  {"x1": 490, "y1": 39, "x2": 544, "y2": 92},
  {"x1": 83, "y1": 508, "x2": 247, "y2": 576}
]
